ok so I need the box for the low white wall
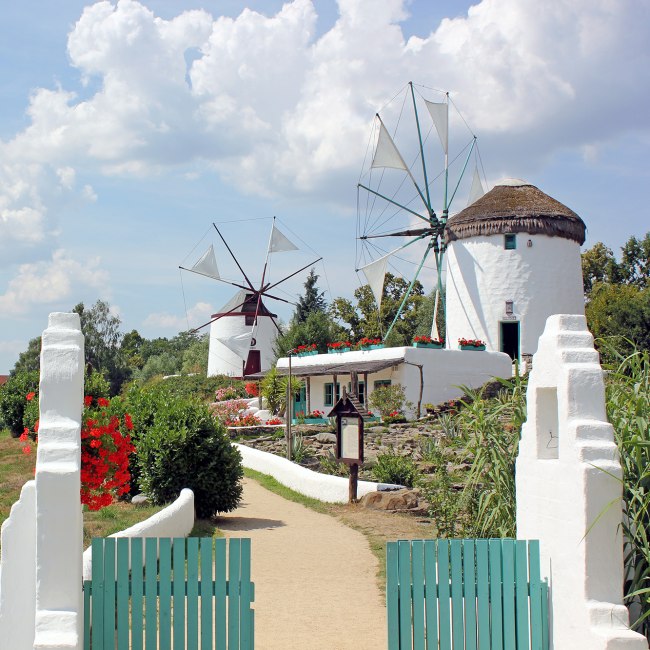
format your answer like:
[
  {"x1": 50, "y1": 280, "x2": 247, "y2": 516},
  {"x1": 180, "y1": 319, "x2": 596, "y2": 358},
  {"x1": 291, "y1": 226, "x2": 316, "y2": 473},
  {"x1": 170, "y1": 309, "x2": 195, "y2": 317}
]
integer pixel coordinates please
[
  {"x1": 236, "y1": 443, "x2": 390, "y2": 503},
  {"x1": 82, "y1": 489, "x2": 195, "y2": 580},
  {"x1": 0, "y1": 480, "x2": 37, "y2": 650}
]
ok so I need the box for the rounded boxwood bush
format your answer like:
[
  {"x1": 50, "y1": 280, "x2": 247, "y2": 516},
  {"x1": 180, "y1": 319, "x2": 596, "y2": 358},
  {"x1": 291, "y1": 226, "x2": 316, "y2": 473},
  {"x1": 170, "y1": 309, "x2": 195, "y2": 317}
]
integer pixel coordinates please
[{"x1": 129, "y1": 385, "x2": 243, "y2": 518}]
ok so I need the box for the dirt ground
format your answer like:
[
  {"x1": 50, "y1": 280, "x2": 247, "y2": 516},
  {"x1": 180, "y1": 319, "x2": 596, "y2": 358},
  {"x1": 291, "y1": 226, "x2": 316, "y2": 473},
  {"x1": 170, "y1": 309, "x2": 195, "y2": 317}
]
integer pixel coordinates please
[{"x1": 217, "y1": 478, "x2": 433, "y2": 649}]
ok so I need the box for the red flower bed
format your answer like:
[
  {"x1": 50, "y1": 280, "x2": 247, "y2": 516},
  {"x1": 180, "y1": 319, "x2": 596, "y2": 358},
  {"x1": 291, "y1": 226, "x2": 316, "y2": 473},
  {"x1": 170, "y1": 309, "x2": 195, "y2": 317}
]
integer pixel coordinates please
[
  {"x1": 20, "y1": 395, "x2": 135, "y2": 511},
  {"x1": 244, "y1": 382, "x2": 259, "y2": 397}
]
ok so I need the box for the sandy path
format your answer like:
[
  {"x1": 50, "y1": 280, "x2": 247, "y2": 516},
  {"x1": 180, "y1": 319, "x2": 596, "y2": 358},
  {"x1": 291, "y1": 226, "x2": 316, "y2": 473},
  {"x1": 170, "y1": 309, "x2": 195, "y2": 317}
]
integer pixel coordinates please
[{"x1": 218, "y1": 478, "x2": 387, "y2": 650}]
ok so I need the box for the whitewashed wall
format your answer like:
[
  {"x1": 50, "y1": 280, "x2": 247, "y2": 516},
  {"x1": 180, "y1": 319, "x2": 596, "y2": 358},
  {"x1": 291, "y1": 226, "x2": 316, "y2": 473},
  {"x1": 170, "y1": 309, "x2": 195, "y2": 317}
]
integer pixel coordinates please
[
  {"x1": 516, "y1": 315, "x2": 648, "y2": 649},
  {"x1": 208, "y1": 312, "x2": 276, "y2": 377},
  {"x1": 279, "y1": 346, "x2": 512, "y2": 418},
  {"x1": 82, "y1": 489, "x2": 195, "y2": 580},
  {"x1": 446, "y1": 234, "x2": 584, "y2": 356}
]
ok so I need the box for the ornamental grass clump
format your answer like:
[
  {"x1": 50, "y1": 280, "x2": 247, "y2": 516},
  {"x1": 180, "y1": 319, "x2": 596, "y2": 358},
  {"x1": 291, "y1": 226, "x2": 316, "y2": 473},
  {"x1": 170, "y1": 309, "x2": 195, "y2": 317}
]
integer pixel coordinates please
[{"x1": 603, "y1": 343, "x2": 650, "y2": 639}]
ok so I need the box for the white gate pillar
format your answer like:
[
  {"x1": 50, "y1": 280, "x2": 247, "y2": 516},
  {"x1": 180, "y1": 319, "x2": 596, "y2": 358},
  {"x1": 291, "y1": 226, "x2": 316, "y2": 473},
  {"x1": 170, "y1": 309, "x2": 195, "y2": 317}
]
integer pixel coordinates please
[
  {"x1": 516, "y1": 314, "x2": 647, "y2": 649},
  {"x1": 33, "y1": 313, "x2": 84, "y2": 650}
]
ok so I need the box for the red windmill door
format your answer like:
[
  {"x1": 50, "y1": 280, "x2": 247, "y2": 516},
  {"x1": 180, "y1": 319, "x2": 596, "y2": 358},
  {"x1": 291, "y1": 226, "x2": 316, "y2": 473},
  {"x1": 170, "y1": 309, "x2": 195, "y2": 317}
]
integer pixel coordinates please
[{"x1": 244, "y1": 350, "x2": 261, "y2": 376}]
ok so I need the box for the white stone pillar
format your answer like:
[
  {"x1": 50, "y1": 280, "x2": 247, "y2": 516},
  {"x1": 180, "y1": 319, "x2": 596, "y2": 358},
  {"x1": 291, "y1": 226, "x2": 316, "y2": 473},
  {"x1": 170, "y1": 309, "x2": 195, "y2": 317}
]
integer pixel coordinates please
[
  {"x1": 33, "y1": 313, "x2": 84, "y2": 650},
  {"x1": 516, "y1": 314, "x2": 648, "y2": 649}
]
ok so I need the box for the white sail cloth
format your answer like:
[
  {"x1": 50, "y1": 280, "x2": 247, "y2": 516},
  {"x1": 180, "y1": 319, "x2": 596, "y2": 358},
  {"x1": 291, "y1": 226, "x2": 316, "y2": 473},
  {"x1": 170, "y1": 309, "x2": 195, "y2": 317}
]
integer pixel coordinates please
[
  {"x1": 269, "y1": 225, "x2": 298, "y2": 253},
  {"x1": 191, "y1": 244, "x2": 220, "y2": 279},
  {"x1": 359, "y1": 255, "x2": 389, "y2": 310},
  {"x1": 217, "y1": 331, "x2": 253, "y2": 361}
]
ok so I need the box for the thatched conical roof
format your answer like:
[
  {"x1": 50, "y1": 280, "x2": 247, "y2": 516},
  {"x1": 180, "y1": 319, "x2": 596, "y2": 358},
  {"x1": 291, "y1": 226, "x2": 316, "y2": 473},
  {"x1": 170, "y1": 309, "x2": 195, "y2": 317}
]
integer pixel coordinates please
[{"x1": 445, "y1": 179, "x2": 586, "y2": 245}]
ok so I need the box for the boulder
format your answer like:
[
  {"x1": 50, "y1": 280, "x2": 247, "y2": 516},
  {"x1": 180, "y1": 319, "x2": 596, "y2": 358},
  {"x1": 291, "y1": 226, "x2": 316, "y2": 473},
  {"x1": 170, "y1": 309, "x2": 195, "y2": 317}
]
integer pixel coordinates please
[
  {"x1": 315, "y1": 432, "x2": 336, "y2": 444},
  {"x1": 360, "y1": 489, "x2": 421, "y2": 512}
]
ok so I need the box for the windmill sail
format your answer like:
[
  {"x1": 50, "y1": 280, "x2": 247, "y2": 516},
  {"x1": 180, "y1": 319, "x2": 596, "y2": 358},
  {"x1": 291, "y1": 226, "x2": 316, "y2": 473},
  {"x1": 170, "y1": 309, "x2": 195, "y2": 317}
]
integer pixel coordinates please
[
  {"x1": 359, "y1": 255, "x2": 389, "y2": 310},
  {"x1": 191, "y1": 244, "x2": 220, "y2": 279},
  {"x1": 269, "y1": 225, "x2": 299, "y2": 253},
  {"x1": 431, "y1": 289, "x2": 440, "y2": 341},
  {"x1": 424, "y1": 100, "x2": 448, "y2": 154},
  {"x1": 372, "y1": 121, "x2": 409, "y2": 171},
  {"x1": 467, "y1": 167, "x2": 485, "y2": 206},
  {"x1": 217, "y1": 331, "x2": 253, "y2": 361}
]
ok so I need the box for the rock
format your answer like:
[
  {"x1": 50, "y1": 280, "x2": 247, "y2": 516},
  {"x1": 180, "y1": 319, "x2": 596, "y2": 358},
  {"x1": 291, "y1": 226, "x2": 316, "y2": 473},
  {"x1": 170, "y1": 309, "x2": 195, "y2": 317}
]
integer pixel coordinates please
[
  {"x1": 359, "y1": 489, "x2": 421, "y2": 512},
  {"x1": 132, "y1": 494, "x2": 150, "y2": 507},
  {"x1": 315, "y1": 432, "x2": 336, "y2": 444}
]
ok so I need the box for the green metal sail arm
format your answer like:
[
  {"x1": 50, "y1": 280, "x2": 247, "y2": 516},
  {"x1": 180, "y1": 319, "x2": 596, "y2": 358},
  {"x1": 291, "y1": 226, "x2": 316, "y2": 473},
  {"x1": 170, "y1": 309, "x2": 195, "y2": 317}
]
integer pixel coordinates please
[
  {"x1": 358, "y1": 183, "x2": 431, "y2": 224},
  {"x1": 383, "y1": 242, "x2": 434, "y2": 342}
]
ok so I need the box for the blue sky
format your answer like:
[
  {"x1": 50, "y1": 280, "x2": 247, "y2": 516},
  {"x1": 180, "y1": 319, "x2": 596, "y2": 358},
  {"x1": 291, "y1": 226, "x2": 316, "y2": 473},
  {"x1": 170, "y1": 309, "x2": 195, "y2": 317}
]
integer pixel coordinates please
[{"x1": 0, "y1": 0, "x2": 648, "y2": 373}]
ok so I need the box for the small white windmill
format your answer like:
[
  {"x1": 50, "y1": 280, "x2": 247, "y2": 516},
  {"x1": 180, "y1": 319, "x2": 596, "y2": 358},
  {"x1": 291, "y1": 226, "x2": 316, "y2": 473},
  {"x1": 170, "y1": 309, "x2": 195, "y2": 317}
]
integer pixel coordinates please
[{"x1": 180, "y1": 218, "x2": 321, "y2": 377}]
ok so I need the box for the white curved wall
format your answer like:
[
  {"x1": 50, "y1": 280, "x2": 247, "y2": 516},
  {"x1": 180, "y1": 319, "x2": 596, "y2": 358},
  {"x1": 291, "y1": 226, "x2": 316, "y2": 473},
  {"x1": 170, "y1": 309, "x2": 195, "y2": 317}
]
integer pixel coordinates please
[
  {"x1": 208, "y1": 314, "x2": 277, "y2": 377},
  {"x1": 235, "y1": 444, "x2": 392, "y2": 503},
  {"x1": 445, "y1": 234, "x2": 584, "y2": 356},
  {"x1": 82, "y1": 489, "x2": 195, "y2": 580}
]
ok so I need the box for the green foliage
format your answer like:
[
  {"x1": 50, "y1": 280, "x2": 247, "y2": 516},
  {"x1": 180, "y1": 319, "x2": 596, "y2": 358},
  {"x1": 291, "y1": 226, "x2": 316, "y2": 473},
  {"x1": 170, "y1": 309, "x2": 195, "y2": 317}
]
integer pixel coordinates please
[
  {"x1": 582, "y1": 242, "x2": 622, "y2": 293},
  {"x1": 603, "y1": 344, "x2": 650, "y2": 638},
  {"x1": 372, "y1": 448, "x2": 419, "y2": 488},
  {"x1": 330, "y1": 272, "x2": 424, "y2": 345},
  {"x1": 294, "y1": 268, "x2": 327, "y2": 323},
  {"x1": 457, "y1": 376, "x2": 527, "y2": 538},
  {"x1": 10, "y1": 336, "x2": 41, "y2": 376},
  {"x1": 0, "y1": 370, "x2": 39, "y2": 435},
  {"x1": 319, "y1": 451, "x2": 348, "y2": 477},
  {"x1": 135, "y1": 353, "x2": 180, "y2": 382},
  {"x1": 123, "y1": 383, "x2": 243, "y2": 517},
  {"x1": 260, "y1": 366, "x2": 301, "y2": 415},
  {"x1": 368, "y1": 383, "x2": 408, "y2": 419},
  {"x1": 274, "y1": 311, "x2": 341, "y2": 358},
  {"x1": 586, "y1": 284, "x2": 650, "y2": 360},
  {"x1": 181, "y1": 335, "x2": 209, "y2": 374}
]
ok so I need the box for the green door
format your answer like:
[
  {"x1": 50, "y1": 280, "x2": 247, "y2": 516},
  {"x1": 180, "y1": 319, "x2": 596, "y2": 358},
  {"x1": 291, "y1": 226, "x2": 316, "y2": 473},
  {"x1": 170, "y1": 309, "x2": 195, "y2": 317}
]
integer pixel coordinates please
[{"x1": 294, "y1": 385, "x2": 307, "y2": 418}]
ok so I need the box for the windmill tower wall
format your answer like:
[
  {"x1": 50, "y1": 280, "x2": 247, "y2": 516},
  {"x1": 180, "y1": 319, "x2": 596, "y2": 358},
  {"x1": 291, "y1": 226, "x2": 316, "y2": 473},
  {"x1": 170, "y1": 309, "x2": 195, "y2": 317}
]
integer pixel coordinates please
[
  {"x1": 444, "y1": 180, "x2": 586, "y2": 358},
  {"x1": 207, "y1": 291, "x2": 277, "y2": 378}
]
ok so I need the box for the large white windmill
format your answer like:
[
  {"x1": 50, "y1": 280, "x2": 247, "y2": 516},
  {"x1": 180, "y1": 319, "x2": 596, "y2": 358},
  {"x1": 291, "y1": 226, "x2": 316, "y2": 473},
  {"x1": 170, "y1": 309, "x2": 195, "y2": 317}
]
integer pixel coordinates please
[
  {"x1": 180, "y1": 218, "x2": 321, "y2": 377},
  {"x1": 356, "y1": 81, "x2": 485, "y2": 344}
]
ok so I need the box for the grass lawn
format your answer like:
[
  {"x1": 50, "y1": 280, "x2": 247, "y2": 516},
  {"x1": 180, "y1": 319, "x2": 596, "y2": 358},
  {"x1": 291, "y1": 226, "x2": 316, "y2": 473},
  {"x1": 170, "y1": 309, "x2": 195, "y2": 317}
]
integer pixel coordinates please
[{"x1": 0, "y1": 428, "x2": 222, "y2": 549}]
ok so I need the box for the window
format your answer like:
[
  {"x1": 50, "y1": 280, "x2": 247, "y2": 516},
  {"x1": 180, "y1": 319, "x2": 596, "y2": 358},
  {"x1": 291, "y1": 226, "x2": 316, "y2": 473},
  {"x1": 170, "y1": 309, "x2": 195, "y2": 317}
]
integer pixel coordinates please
[
  {"x1": 347, "y1": 381, "x2": 366, "y2": 403},
  {"x1": 505, "y1": 300, "x2": 514, "y2": 315},
  {"x1": 374, "y1": 379, "x2": 391, "y2": 390},
  {"x1": 324, "y1": 382, "x2": 341, "y2": 407},
  {"x1": 245, "y1": 315, "x2": 255, "y2": 326},
  {"x1": 504, "y1": 234, "x2": 517, "y2": 250}
]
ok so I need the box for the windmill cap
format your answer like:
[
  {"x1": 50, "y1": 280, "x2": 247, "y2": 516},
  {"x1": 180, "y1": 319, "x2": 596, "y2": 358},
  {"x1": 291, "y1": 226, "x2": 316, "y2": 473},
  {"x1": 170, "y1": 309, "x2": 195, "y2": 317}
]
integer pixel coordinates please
[{"x1": 445, "y1": 180, "x2": 586, "y2": 245}]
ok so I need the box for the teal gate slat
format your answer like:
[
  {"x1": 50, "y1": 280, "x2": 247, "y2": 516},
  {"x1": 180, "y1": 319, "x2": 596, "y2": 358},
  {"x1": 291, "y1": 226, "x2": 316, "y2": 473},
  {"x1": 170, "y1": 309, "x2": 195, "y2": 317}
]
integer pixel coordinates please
[
  {"x1": 83, "y1": 537, "x2": 255, "y2": 649},
  {"x1": 386, "y1": 539, "x2": 549, "y2": 650}
]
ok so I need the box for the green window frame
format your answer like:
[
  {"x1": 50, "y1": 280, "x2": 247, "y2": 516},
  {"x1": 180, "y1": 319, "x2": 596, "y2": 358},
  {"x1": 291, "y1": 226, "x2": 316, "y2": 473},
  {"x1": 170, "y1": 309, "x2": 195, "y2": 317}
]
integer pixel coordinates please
[
  {"x1": 324, "y1": 382, "x2": 341, "y2": 407},
  {"x1": 504, "y1": 234, "x2": 517, "y2": 250},
  {"x1": 373, "y1": 379, "x2": 391, "y2": 390}
]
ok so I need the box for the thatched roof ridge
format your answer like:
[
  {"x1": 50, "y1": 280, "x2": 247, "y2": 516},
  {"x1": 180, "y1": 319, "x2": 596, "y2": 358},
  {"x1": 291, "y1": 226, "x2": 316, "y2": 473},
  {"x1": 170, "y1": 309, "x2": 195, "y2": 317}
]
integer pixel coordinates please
[{"x1": 445, "y1": 181, "x2": 586, "y2": 245}]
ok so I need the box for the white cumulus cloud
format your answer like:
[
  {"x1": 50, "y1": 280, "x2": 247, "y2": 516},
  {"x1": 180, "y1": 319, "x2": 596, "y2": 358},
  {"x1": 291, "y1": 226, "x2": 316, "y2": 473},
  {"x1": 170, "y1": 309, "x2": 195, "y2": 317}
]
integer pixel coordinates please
[{"x1": 143, "y1": 301, "x2": 215, "y2": 330}]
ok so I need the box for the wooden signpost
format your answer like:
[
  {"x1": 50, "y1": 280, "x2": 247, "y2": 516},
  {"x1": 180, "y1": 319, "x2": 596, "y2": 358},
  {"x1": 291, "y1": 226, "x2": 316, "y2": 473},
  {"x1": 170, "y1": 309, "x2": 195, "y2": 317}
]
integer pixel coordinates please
[{"x1": 328, "y1": 389, "x2": 369, "y2": 503}]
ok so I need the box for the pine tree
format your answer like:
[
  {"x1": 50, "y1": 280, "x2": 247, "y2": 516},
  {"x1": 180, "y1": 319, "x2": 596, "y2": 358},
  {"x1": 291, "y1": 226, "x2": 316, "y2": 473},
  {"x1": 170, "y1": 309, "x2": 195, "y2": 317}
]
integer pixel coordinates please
[{"x1": 294, "y1": 268, "x2": 326, "y2": 323}]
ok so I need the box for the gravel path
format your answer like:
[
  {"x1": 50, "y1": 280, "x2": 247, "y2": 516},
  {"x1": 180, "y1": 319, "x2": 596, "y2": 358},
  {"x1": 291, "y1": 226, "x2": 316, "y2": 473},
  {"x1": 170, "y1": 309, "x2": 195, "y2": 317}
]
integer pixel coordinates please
[{"x1": 218, "y1": 478, "x2": 387, "y2": 649}]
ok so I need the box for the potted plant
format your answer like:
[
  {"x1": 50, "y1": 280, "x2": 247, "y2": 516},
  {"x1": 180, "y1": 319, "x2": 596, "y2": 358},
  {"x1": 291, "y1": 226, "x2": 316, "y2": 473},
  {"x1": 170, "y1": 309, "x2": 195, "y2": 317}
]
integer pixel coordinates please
[
  {"x1": 458, "y1": 338, "x2": 486, "y2": 351},
  {"x1": 412, "y1": 335, "x2": 444, "y2": 349},
  {"x1": 294, "y1": 343, "x2": 318, "y2": 357},
  {"x1": 327, "y1": 341, "x2": 352, "y2": 353},
  {"x1": 357, "y1": 337, "x2": 384, "y2": 351}
]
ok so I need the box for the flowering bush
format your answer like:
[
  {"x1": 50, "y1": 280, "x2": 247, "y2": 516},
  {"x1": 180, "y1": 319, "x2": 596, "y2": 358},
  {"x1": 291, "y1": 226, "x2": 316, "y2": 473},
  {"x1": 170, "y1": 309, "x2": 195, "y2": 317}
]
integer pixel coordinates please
[
  {"x1": 215, "y1": 386, "x2": 242, "y2": 401},
  {"x1": 210, "y1": 399, "x2": 249, "y2": 422},
  {"x1": 265, "y1": 417, "x2": 283, "y2": 425},
  {"x1": 225, "y1": 413, "x2": 262, "y2": 427},
  {"x1": 413, "y1": 335, "x2": 444, "y2": 345},
  {"x1": 293, "y1": 343, "x2": 317, "y2": 354},
  {"x1": 20, "y1": 394, "x2": 135, "y2": 511},
  {"x1": 305, "y1": 410, "x2": 325, "y2": 419},
  {"x1": 357, "y1": 337, "x2": 382, "y2": 347},
  {"x1": 244, "y1": 382, "x2": 259, "y2": 397},
  {"x1": 327, "y1": 341, "x2": 352, "y2": 349},
  {"x1": 458, "y1": 338, "x2": 486, "y2": 348}
]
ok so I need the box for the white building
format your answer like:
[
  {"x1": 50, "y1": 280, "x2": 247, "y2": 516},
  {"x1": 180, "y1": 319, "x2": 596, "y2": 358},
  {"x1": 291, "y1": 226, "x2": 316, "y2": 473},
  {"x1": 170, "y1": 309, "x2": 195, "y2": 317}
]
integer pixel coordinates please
[
  {"x1": 207, "y1": 290, "x2": 278, "y2": 378},
  {"x1": 276, "y1": 346, "x2": 512, "y2": 419},
  {"x1": 445, "y1": 179, "x2": 586, "y2": 360}
]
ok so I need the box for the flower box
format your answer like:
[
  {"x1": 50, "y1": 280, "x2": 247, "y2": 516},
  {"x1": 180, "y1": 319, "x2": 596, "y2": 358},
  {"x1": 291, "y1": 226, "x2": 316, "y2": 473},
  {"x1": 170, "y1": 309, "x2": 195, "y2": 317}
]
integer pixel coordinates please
[
  {"x1": 292, "y1": 417, "x2": 329, "y2": 425},
  {"x1": 360, "y1": 343, "x2": 384, "y2": 351},
  {"x1": 297, "y1": 350, "x2": 318, "y2": 357},
  {"x1": 459, "y1": 344, "x2": 486, "y2": 351},
  {"x1": 328, "y1": 347, "x2": 350, "y2": 354},
  {"x1": 413, "y1": 342, "x2": 443, "y2": 349}
]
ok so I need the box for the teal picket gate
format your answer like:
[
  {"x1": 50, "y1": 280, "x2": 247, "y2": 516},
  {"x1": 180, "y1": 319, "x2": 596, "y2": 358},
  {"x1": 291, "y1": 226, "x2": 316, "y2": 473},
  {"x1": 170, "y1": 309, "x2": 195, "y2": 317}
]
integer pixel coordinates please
[
  {"x1": 386, "y1": 539, "x2": 549, "y2": 650},
  {"x1": 83, "y1": 537, "x2": 254, "y2": 649}
]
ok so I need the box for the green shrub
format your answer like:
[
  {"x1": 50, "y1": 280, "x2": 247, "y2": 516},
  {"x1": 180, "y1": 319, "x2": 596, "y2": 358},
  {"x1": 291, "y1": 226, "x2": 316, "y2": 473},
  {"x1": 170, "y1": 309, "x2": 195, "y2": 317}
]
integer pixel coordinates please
[
  {"x1": 125, "y1": 383, "x2": 243, "y2": 517},
  {"x1": 260, "y1": 366, "x2": 301, "y2": 416},
  {"x1": 372, "y1": 449, "x2": 419, "y2": 488},
  {"x1": 0, "y1": 370, "x2": 39, "y2": 436},
  {"x1": 368, "y1": 383, "x2": 409, "y2": 419}
]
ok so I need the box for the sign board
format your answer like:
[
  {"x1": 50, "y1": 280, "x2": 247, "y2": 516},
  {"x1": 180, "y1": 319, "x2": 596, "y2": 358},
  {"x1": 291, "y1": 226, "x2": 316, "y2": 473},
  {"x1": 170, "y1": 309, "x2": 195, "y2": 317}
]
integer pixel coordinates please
[
  {"x1": 502, "y1": 314, "x2": 518, "y2": 321},
  {"x1": 334, "y1": 413, "x2": 364, "y2": 464}
]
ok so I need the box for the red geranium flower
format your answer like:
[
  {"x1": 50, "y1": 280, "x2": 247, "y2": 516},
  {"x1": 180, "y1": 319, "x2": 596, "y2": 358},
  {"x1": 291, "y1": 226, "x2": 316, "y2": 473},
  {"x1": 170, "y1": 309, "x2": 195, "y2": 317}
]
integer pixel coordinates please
[
  {"x1": 84, "y1": 395, "x2": 93, "y2": 407},
  {"x1": 26, "y1": 392, "x2": 35, "y2": 401},
  {"x1": 97, "y1": 397, "x2": 110, "y2": 408}
]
